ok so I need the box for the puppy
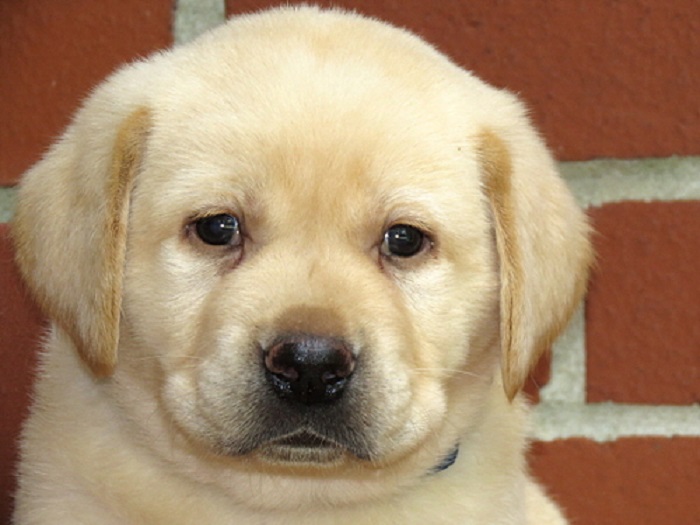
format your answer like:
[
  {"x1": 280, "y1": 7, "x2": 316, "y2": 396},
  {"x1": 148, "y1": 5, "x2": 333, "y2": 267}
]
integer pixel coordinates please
[{"x1": 12, "y1": 6, "x2": 592, "y2": 524}]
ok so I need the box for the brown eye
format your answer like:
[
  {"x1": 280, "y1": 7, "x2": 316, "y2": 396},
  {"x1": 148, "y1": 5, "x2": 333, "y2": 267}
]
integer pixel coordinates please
[
  {"x1": 194, "y1": 214, "x2": 242, "y2": 246},
  {"x1": 381, "y1": 224, "x2": 426, "y2": 257}
]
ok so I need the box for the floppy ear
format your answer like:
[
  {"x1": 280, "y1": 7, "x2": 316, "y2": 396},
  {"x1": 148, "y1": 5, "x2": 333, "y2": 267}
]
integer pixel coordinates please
[
  {"x1": 13, "y1": 107, "x2": 151, "y2": 377},
  {"x1": 478, "y1": 127, "x2": 593, "y2": 401}
]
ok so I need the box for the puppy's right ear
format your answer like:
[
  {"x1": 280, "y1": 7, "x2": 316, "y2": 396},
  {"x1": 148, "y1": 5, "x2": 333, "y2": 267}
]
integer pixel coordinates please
[{"x1": 13, "y1": 107, "x2": 151, "y2": 376}]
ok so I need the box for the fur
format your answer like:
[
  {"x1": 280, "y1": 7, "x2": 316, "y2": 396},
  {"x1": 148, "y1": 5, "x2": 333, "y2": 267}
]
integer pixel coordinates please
[{"x1": 12, "y1": 6, "x2": 592, "y2": 524}]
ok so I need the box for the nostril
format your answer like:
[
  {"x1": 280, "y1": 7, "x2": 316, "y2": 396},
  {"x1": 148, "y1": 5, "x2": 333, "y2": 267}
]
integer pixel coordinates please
[
  {"x1": 321, "y1": 370, "x2": 344, "y2": 384},
  {"x1": 264, "y1": 343, "x2": 300, "y2": 381},
  {"x1": 263, "y1": 335, "x2": 356, "y2": 405}
]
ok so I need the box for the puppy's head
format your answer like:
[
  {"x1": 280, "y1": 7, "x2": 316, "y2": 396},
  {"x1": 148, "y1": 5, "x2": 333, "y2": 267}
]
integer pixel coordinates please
[{"x1": 13, "y1": 6, "x2": 591, "y2": 509}]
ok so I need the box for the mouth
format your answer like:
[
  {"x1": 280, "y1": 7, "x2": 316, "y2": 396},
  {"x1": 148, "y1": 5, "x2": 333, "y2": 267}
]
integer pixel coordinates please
[{"x1": 260, "y1": 430, "x2": 345, "y2": 465}]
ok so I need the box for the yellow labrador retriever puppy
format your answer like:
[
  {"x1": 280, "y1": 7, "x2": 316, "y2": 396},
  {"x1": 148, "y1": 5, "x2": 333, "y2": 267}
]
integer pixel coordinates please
[{"x1": 12, "y1": 6, "x2": 592, "y2": 524}]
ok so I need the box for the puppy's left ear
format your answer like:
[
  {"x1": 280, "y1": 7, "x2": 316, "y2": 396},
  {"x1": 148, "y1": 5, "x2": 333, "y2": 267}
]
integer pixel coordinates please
[
  {"x1": 478, "y1": 121, "x2": 593, "y2": 401},
  {"x1": 13, "y1": 107, "x2": 151, "y2": 376}
]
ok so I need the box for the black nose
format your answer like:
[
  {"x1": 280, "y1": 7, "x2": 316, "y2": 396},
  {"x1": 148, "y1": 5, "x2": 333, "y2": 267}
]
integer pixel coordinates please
[{"x1": 263, "y1": 335, "x2": 356, "y2": 405}]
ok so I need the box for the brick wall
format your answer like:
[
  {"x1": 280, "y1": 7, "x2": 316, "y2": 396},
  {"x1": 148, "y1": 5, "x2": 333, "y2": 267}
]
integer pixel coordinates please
[{"x1": 1, "y1": 1, "x2": 698, "y2": 523}]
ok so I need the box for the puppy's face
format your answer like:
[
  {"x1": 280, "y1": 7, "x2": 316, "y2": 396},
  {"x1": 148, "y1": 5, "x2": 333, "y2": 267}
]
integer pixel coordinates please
[
  {"x1": 120, "y1": 63, "x2": 499, "y2": 472},
  {"x1": 14, "y1": 7, "x2": 591, "y2": 511}
]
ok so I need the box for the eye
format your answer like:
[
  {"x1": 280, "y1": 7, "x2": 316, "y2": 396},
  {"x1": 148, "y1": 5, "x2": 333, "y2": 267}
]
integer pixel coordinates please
[
  {"x1": 381, "y1": 224, "x2": 427, "y2": 258},
  {"x1": 193, "y1": 214, "x2": 242, "y2": 246}
]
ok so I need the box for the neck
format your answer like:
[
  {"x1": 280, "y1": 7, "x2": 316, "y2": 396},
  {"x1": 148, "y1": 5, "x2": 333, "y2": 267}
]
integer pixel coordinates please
[{"x1": 429, "y1": 446, "x2": 459, "y2": 474}]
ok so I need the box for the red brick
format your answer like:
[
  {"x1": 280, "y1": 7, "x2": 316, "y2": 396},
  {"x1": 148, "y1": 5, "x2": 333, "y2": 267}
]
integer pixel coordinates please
[
  {"x1": 227, "y1": 0, "x2": 700, "y2": 161},
  {"x1": 0, "y1": 0, "x2": 173, "y2": 186},
  {"x1": 586, "y1": 202, "x2": 700, "y2": 405},
  {"x1": 0, "y1": 224, "x2": 44, "y2": 522},
  {"x1": 530, "y1": 437, "x2": 700, "y2": 525}
]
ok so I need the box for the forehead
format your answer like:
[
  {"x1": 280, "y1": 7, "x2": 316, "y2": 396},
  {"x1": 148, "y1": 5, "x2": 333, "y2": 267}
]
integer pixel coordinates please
[
  {"x1": 142, "y1": 109, "x2": 480, "y2": 233},
  {"x1": 135, "y1": 19, "x2": 485, "y2": 231}
]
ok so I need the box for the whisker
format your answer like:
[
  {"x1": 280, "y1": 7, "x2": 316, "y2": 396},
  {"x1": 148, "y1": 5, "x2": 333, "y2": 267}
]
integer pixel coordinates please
[
  {"x1": 120, "y1": 354, "x2": 206, "y2": 363},
  {"x1": 413, "y1": 367, "x2": 485, "y2": 379}
]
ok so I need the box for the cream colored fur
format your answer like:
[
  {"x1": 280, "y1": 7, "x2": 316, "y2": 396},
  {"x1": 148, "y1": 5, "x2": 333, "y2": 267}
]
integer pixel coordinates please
[{"x1": 12, "y1": 6, "x2": 592, "y2": 524}]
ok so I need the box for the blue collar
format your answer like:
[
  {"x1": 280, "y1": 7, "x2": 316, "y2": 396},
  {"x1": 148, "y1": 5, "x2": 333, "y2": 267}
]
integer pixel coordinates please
[{"x1": 430, "y1": 446, "x2": 459, "y2": 474}]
